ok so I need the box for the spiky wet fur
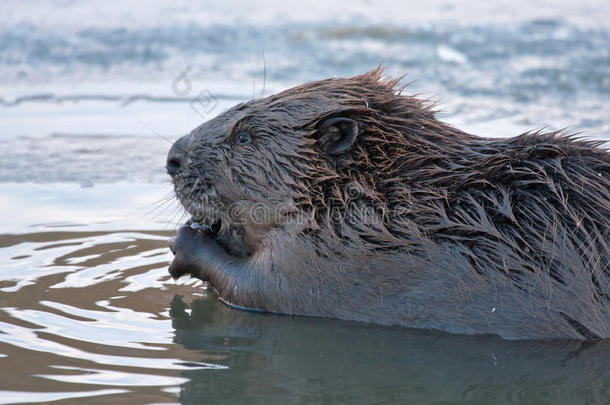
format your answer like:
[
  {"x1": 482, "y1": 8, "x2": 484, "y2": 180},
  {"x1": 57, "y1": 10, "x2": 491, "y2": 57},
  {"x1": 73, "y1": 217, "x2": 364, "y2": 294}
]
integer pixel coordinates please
[{"x1": 171, "y1": 68, "x2": 610, "y2": 339}]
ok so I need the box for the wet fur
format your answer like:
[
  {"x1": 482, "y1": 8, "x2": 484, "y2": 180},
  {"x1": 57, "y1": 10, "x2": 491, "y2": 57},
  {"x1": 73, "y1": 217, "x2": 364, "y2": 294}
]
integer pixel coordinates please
[{"x1": 170, "y1": 68, "x2": 610, "y2": 339}]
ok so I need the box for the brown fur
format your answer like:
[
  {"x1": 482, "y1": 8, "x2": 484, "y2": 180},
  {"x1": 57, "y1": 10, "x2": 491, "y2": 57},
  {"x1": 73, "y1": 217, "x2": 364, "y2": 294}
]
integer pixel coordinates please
[{"x1": 168, "y1": 68, "x2": 610, "y2": 339}]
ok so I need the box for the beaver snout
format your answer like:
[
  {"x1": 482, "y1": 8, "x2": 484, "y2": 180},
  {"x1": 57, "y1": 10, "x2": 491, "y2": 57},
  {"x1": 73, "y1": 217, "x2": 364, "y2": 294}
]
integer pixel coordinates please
[{"x1": 166, "y1": 134, "x2": 192, "y2": 176}]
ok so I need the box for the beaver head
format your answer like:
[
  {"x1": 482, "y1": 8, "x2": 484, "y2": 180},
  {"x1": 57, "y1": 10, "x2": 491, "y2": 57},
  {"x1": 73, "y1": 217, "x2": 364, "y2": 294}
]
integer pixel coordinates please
[{"x1": 166, "y1": 68, "x2": 470, "y2": 252}]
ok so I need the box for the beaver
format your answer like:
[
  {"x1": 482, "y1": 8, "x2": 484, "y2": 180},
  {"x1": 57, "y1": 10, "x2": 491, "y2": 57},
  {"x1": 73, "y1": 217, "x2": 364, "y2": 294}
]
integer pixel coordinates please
[{"x1": 166, "y1": 68, "x2": 610, "y2": 340}]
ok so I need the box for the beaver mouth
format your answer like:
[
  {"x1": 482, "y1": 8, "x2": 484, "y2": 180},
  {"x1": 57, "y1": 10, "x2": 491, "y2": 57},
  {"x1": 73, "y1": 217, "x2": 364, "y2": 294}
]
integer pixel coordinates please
[
  {"x1": 174, "y1": 181, "x2": 228, "y2": 233},
  {"x1": 186, "y1": 217, "x2": 223, "y2": 237},
  {"x1": 182, "y1": 199, "x2": 227, "y2": 238},
  {"x1": 173, "y1": 179, "x2": 250, "y2": 258},
  {"x1": 180, "y1": 196, "x2": 250, "y2": 259}
]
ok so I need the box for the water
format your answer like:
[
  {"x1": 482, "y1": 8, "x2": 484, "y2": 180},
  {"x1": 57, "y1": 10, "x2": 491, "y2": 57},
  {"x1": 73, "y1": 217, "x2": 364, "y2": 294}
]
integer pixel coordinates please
[{"x1": 1, "y1": 0, "x2": 609, "y2": 403}]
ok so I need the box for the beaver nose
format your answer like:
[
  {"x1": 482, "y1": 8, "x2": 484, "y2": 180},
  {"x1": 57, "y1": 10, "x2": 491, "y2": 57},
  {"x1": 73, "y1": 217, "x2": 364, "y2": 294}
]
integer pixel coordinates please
[{"x1": 166, "y1": 134, "x2": 192, "y2": 176}]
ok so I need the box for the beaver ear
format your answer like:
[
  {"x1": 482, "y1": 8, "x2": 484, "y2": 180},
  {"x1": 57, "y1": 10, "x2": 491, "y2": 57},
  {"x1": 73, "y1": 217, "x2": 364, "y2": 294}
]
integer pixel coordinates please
[{"x1": 318, "y1": 117, "x2": 358, "y2": 155}]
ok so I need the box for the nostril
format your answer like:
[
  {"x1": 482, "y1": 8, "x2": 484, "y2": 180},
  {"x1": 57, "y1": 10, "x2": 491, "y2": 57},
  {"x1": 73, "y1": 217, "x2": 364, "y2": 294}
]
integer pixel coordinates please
[
  {"x1": 166, "y1": 155, "x2": 183, "y2": 175},
  {"x1": 166, "y1": 134, "x2": 192, "y2": 177}
]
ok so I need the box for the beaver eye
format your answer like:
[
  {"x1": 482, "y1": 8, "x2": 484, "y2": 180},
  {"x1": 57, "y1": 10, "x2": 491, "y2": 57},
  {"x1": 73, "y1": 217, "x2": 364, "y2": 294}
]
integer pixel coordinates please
[{"x1": 236, "y1": 132, "x2": 252, "y2": 145}]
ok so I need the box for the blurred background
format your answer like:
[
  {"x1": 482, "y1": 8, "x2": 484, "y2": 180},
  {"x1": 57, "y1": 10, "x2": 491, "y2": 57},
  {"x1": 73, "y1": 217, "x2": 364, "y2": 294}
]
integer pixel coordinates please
[{"x1": 0, "y1": 1, "x2": 609, "y2": 404}]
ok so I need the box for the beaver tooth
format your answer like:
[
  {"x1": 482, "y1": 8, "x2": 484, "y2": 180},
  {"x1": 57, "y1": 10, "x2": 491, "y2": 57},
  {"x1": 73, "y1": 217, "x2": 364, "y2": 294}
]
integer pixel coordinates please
[{"x1": 187, "y1": 218, "x2": 212, "y2": 232}]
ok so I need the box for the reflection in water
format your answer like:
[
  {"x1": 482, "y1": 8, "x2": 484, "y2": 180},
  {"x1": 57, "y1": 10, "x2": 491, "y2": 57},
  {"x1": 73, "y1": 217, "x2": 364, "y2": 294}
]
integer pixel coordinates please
[{"x1": 170, "y1": 296, "x2": 610, "y2": 405}]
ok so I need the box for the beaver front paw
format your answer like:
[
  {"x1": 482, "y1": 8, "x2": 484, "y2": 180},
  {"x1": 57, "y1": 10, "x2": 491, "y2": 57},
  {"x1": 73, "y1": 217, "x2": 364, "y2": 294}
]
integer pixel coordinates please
[{"x1": 168, "y1": 225, "x2": 223, "y2": 280}]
